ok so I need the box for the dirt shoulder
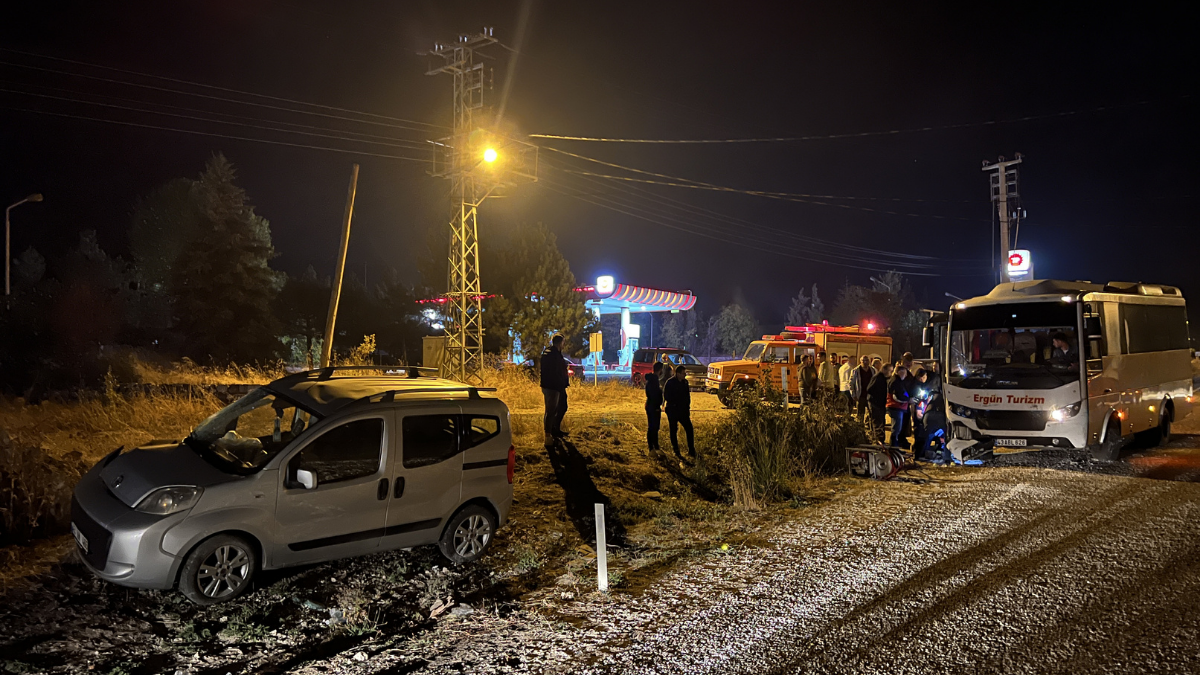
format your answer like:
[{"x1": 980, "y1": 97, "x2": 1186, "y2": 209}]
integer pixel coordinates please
[{"x1": 0, "y1": 393, "x2": 791, "y2": 675}]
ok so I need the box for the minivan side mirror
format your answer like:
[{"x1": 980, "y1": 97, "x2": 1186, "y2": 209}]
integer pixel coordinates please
[{"x1": 295, "y1": 469, "x2": 317, "y2": 490}]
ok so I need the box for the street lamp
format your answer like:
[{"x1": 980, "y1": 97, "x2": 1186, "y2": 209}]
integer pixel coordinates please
[{"x1": 6, "y1": 193, "x2": 43, "y2": 297}]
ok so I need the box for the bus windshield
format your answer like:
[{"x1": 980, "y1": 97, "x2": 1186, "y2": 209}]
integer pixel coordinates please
[{"x1": 948, "y1": 302, "x2": 1080, "y2": 390}]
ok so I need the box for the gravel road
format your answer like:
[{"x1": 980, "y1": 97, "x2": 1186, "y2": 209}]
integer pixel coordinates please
[{"x1": 358, "y1": 434, "x2": 1200, "y2": 674}]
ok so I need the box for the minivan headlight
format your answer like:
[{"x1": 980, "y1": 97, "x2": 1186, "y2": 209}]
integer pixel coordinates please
[
  {"x1": 1049, "y1": 402, "x2": 1082, "y2": 422},
  {"x1": 136, "y1": 486, "x2": 203, "y2": 515}
]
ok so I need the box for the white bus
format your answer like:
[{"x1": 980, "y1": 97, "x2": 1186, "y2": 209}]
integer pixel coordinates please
[{"x1": 943, "y1": 280, "x2": 1193, "y2": 461}]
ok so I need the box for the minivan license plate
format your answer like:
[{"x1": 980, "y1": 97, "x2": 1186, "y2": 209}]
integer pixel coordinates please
[
  {"x1": 996, "y1": 438, "x2": 1027, "y2": 447},
  {"x1": 70, "y1": 522, "x2": 89, "y2": 553}
]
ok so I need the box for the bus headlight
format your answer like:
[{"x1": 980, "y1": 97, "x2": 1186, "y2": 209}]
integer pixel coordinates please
[
  {"x1": 949, "y1": 403, "x2": 975, "y2": 419},
  {"x1": 1049, "y1": 402, "x2": 1082, "y2": 422},
  {"x1": 952, "y1": 423, "x2": 974, "y2": 440}
]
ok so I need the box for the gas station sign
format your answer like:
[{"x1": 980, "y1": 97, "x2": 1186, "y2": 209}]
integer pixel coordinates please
[{"x1": 1006, "y1": 249, "x2": 1033, "y2": 282}]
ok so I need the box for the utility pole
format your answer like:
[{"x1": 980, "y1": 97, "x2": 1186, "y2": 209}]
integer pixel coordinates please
[
  {"x1": 425, "y1": 27, "x2": 537, "y2": 382},
  {"x1": 982, "y1": 155, "x2": 1022, "y2": 282},
  {"x1": 5, "y1": 193, "x2": 43, "y2": 300},
  {"x1": 321, "y1": 164, "x2": 360, "y2": 368}
]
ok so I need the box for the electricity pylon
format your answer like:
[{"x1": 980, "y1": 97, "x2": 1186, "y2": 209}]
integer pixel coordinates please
[{"x1": 426, "y1": 27, "x2": 537, "y2": 383}]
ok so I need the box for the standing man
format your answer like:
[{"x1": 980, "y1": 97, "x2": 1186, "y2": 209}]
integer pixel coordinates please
[
  {"x1": 799, "y1": 353, "x2": 819, "y2": 404},
  {"x1": 663, "y1": 364, "x2": 696, "y2": 462},
  {"x1": 887, "y1": 365, "x2": 912, "y2": 448},
  {"x1": 817, "y1": 351, "x2": 838, "y2": 400},
  {"x1": 645, "y1": 361, "x2": 664, "y2": 453},
  {"x1": 539, "y1": 334, "x2": 570, "y2": 447},
  {"x1": 838, "y1": 355, "x2": 855, "y2": 409},
  {"x1": 865, "y1": 362, "x2": 893, "y2": 442},
  {"x1": 900, "y1": 352, "x2": 917, "y2": 448},
  {"x1": 849, "y1": 355, "x2": 874, "y2": 423}
]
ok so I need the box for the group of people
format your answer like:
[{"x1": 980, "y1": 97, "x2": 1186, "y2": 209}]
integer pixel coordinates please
[
  {"x1": 540, "y1": 333, "x2": 950, "y2": 468},
  {"x1": 857, "y1": 352, "x2": 951, "y2": 464},
  {"x1": 539, "y1": 334, "x2": 696, "y2": 465}
]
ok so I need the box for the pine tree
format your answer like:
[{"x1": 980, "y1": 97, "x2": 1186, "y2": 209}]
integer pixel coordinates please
[
  {"x1": 809, "y1": 283, "x2": 825, "y2": 323},
  {"x1": 170, "y1": 154, "x2": 285, "y2": 363},
  {"x1": 487, "y1": 223, "x2": 596, "y2": 362},
  {"x1": 717, "y1": 302, "x2": 756, "y2": 355},
  {"x1": 785, "y1": 288, "x2": 810, "y2": 326}
]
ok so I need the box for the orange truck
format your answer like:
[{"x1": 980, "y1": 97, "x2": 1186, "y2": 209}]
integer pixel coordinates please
[{"x1": 705, "y1": 324, "x2": 893, "y2": 405}]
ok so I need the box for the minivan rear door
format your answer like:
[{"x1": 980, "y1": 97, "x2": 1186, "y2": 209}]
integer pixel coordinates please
[{"x1": 380, "y1": 405, "x2": 464, "y2": 550}]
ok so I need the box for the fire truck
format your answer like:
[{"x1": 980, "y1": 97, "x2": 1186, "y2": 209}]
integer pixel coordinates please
[{"x1": 705, "y1": 324, "x2": 893, "y2": 405}]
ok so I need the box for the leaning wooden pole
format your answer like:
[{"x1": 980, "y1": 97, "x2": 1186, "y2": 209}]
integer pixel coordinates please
[{"x1": 321, "y1": 163, "x2": 360, "y2": 368}]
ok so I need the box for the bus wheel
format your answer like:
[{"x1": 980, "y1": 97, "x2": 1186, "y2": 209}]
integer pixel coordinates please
[{"x1": 1092, "y1": 415, "x2": 1124, "y2": 461}]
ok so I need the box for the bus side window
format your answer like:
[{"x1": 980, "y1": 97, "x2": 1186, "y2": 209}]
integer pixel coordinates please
[{"x1": 1084, "y1": 308, "x2": 1104, "y2": 375}]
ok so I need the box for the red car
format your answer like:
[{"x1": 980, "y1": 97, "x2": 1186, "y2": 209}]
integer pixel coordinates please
[{"x1": 630, "y1": 348, "x2": 707, "y2": 390}]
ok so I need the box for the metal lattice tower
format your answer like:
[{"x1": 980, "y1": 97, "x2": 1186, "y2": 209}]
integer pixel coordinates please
[{"x1": 426, "y1": 28, "x2": 537, "y2": 382}]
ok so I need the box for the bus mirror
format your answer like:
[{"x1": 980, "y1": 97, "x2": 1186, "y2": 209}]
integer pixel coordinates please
[
  {"x1": 1084, "y1": 316, "x2": 1102, "y2": 339},
  {"x1": 921, "y1": 327, "x2": 933, "y2": 348}
]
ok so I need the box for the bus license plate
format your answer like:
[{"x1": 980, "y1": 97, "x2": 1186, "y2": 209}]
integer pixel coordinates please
[
  {"x1": 71, "y1": 522, "x2": 89, "y2": 554},
  {"x1": 996, "y1": 438, "x2": 1027, "y2": 447}
]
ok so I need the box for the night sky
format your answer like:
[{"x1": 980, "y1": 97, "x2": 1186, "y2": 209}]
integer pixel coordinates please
[{"x1": 2, "y1": 1, "x2": 1196, "y2": 325}]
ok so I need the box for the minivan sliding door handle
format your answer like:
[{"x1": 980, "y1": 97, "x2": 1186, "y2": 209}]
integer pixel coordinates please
[
  {"x1": 393, "y1": 477, "x2": 406, "y2": 499},
  {"x1": 377, "y1": 478, "x2": 389, "y2": 501}
]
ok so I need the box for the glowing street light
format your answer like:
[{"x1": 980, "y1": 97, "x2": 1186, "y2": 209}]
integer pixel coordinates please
[{"x1": 483, "y1": 147, "x2": 498, "y2": 163}]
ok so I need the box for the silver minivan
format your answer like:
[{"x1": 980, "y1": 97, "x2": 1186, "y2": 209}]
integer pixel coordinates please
[{"x1": 70, "y1": 367, "x2": 514, "y2": 605}]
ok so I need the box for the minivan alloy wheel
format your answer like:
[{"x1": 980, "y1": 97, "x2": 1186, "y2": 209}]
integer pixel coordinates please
[
  {"x1": 179, "y1": 533, "x2": 258, "y2": 605},
  {"x1": 454, "y1": 514, "x2": 492, "y2": 557},
  {"x1": 439, "y1": 504, "x2": 497, "y2": 564},
  {"x1": 197, "y1": 544, "x2": 252, "y2": 598}
]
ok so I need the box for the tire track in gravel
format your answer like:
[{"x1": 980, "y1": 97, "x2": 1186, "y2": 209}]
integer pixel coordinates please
[
  {"x1": 576, "y1": 472, "x2": 1196, "y2": 675},
  {"x1": 573, "y1": 474, "x2": 1043, "y2": 674},
  {"x1": 786, "y1": 479, "x2": 1197, "y2": 674}
]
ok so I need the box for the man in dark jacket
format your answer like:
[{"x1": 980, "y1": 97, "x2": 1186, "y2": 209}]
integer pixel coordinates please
[
  {"x1": 663, "y1": 364, "x2": 695, "y2": 461},
  {"x1": 887, "y1": 365, "x2": 912, "y2": 448},
  {"x1": 645, "y1": 361, "x2": 664, "y2": 452},
  {"x1": 799, "y1": 353, "x2": 818, "y2": 403},
  {"x1": 865, "y1": 362, "x2": 893, "y2": 443},
  {"x1": 539, "y1": 334, "x2": 570, "y2": 447},
  {"x1": 849, "y1": 355, "x2": 874, "y2": 423}
]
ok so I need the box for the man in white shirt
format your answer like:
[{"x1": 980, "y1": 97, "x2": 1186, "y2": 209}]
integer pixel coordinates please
[{"x1": 838, "y1": 355, "x2": 854, "y2": 410}]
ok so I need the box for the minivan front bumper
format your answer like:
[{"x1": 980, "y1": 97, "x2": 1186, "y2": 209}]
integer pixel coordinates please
[{"x1": 72, "y1": 463, "x2": 188, "y2": 590}]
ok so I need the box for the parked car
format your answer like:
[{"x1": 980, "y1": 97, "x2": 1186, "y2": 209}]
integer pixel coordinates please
[
  {"x1": 631, "y1": 347, "x2": 707, "y2": 391},
  {"x1": 70, "y1": 366, "x2": 514, "y2": 605}
]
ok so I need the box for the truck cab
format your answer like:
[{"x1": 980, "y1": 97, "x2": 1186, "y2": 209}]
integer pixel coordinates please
[{"x1": 705, "y1": 324, "x2": 892, "y2": 406}]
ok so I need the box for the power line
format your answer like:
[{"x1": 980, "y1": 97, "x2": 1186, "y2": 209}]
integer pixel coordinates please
[
  {"x1": 529, "y1": 97, "x2": 1189, "y2": 144},
  {"x1": 0, "y1": 59, "x2": 440, "y2": 136},
  {"x1": 541, "y1": 146, "x2": 985, "y2": 223},
  {"x1": 537, "y1": 177, "x2": 987, "y2": 277},
  {"x1": 0, "y1": 87, "x2": 435, "y2": 152},
  {"x1": 539, "y1": 171, "x2": 984, "y2": 271},
  {"x1": 0, "y1": 47, "x2": 447, "y2": 130},
  {"x1": 541, "y1": 161, "x2": 982, "y2": 265},
  {"x1": 1, "y1": 105, "x2": 434, "y2": 163},
  {"x1": 1, "y1": 78, "x2": 431, "y2": 147}
]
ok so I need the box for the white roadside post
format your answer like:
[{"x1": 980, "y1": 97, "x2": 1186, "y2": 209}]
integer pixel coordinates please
[{"x1": 595, "y1": 503, "x2": 608, "y2": 591}]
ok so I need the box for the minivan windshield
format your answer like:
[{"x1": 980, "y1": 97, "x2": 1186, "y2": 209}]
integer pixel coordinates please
[
  {"x1": 186, "y1": 388, "x2": 319, "y2": 474},
  {"x1": 948, "y1": 302, "x2": 1080, "y2": 390}
]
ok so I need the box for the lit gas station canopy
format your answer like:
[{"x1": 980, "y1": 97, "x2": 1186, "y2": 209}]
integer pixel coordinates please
[{"x1": 578, "y1": 276, "x2": 697, "y2": 315}]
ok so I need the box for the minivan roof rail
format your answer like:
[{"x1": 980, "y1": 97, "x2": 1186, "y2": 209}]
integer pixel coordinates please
[
  {"x1": 274, "y1": 365, "x2": 441, "y2": 387},
  {"x1": 354, "y1": 386, "x2": 498, "y2": 405}
]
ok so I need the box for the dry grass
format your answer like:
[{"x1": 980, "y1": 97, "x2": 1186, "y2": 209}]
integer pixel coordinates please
[
  {"x1": 130, "y1": 357, "x2": 284, "y2": 386},
  {"x1": 0, "y1": 390, "x2": 224, "y2": 464}
]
